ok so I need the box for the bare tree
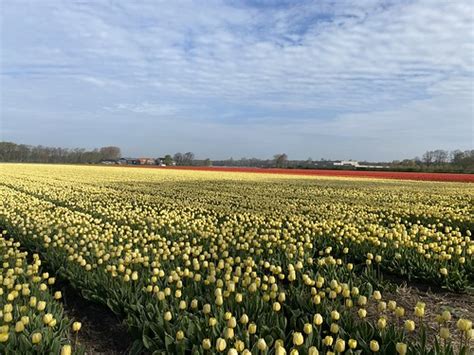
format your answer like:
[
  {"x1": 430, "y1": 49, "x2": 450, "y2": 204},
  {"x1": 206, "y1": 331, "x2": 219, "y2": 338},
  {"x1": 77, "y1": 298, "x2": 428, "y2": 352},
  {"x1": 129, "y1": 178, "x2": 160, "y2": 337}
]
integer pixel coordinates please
[
  {"x1": 273, "y1": 153, "x2": 288, "y2": 168},
  {"x1": 183, "y1": 152, "x2": 195, "y2": 165},
  {"x1": 173, "y1": 153, "x2": 184, "y2": 165},
  {"x1": 99, "y1": 146, "x2": 121, "y2": 160},
  {"x1": 422, "y1": 151, "x2": 434, "y2": 165},
  {"x1": 432, "y1": 150, "x2": 448, "y2": 164}
]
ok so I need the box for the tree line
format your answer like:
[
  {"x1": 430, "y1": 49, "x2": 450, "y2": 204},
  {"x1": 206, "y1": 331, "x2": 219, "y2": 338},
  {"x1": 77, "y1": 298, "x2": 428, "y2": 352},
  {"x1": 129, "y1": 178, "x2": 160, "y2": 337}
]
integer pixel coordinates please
[
  {"x1": 392, "y1": 149, "x2": 474, "y2": 173},
  {"x1": 1, "y1": 141, "x2": 472, "y2": 173},
  {"x1": 0, "y1": 142, "x2": 121, "y2": 164}
]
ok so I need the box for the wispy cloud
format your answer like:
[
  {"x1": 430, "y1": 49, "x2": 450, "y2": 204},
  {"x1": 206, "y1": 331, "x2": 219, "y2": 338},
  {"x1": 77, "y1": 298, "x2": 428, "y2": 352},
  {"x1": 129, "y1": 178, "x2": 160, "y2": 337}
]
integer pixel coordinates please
[
  {"x1": 103, "y1": 102, "x2": 178, "y2": 116},
  {"x1": 1, "y1": 0, "x2": 472, "y2": 159}
]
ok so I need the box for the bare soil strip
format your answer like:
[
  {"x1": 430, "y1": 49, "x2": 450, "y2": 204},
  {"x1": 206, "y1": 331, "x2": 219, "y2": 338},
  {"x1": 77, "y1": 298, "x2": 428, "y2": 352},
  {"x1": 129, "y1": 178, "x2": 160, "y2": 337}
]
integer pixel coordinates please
[{"x1": 59, "y1": 281, "x2": 132, "y2": 355}]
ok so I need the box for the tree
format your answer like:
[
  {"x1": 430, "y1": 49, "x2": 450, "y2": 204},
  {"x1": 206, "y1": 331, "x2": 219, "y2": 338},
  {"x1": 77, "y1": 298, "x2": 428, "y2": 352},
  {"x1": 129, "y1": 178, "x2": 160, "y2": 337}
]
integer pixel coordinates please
[
  {"x1": 174, "y1": 153, "x2": 184, "y2": 165},
  {"x1": 163, "y1": 154, "x2": 173, "y2": 166},
  {"x1": 0, "y1": 142, "x2": 122, "y2": 164},
  {"x1": 204, "y1": 158, "x2": 212, "y2": 166},
  {"x1": 432, "y1": 150, "x2": 448, "y2": 164},
  {"x1": 422, "y1": 151, "x2": 434, "y2": 165},
  {"x1": 183, "y1": 152, "x2": 195, "y2": 165},
  {"x1": 99, "y1": 146, "x2": 121, "y2": 160},
  {"x1": 273, "y1": 153, "x2": 288, "y2": 168}
]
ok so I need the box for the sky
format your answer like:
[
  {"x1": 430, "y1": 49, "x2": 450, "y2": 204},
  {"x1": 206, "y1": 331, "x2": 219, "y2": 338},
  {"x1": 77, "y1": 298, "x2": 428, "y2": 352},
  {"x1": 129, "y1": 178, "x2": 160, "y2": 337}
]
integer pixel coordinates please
[{"x1": 0, "y1": 0, "x2": 473, "y2": 161}]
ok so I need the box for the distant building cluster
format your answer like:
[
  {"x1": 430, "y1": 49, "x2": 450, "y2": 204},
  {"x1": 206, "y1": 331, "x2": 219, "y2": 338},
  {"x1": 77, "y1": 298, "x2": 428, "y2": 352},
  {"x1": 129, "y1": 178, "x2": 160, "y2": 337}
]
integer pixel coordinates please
[
  {"x1": 332, "y1": 160, "x2": 387, "y2": 169},
  {"x1": 100, "y1": 157, "x2": 175, "y2": 166}
]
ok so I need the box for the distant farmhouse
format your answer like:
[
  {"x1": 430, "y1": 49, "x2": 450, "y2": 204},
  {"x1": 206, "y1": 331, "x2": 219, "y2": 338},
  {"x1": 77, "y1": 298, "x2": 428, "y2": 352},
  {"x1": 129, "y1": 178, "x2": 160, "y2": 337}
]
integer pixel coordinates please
[
  {"x1": 104, "y1": 157, "x2": 175, "y2": 166},
  {"x1": 332, "y1": 160, "x2": 388, "y2": 169},
  {"x1": 156, "y1": 157, "x2": 176, "y2": 166},
  {"x1": 333, "y1": 160, "x2": 360, "y2": 167},
  {"x1": 117, "y1": 158, "x2": 140, "y2": 165},
  {"x1": 138, "y1": 158, "x2": 155, "y2": 165}
]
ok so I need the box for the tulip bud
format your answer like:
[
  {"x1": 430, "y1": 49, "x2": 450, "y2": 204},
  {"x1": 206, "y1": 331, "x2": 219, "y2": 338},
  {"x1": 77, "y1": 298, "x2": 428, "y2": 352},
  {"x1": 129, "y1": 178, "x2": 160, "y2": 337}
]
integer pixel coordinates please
[
  {"x1": 440, "y1": 327, "x2": 450, "y2": 339},
  {"x1": 72, "y1": 321, "x2": 82, "y2": 332},
  {"x1": 441, "y1": 310, "x2": 451, "y2": 322},
  {"x1": 3, "y1": 312, "x2": 12, "y2": 323},
  {"x1": 323, "y1": 336, "x2": 333, "y2": 346},
  {"x1": 313, "y1": 313, "x2": 323, "y2": 325},
  {"x1": 334, "y1": 339, "x2": 345, "y2": 352},
  {"x1": 15, "y1": 321, "x2": 24, "y2": 333},
  {"x1": 292, "y1": 332, "x2": 304, "y2": 346},
  {"x1": 37, "y1": 301, "x2": 46, "y2": 311},
  {"x1": 395, "y1": 342, "x2": 407, "y2": 355},
  {"x1": 225, "y1": 327, "x2": 234, "y2": 339},
  {"x1": 43, "y1": 313, "x2": 53, "y2": 325},
  {"x1": 216, "y1": 338, "x2": 227, "y2": 352},
  {"x1": 358, "y1": 308, "x2": 367, "y2": 318},
  {"x1": 395, "y1": 307, "x2": 405, "y2": 317},
  {"x1": 248, "y1": 323, "x2": 257, "y2": 334},
  {"x1": 61, "y1": 345, "x2": 72, "y2": 355},
  {"x1": 377, "y1": 317, "x2": 387, "y2": 330},
  {"x1": 257, "y1": 338, "x2": 267, "y2": 351},
  {"x1": 370, "y1": 340, "x2": 379, "y2": 352},
  {"x1": 31, "y1": 332, "x2": 42, "y2": 344},
  {"x1": 372, "y1": 291, "x2": 382, "y2": 300},
  {"x1": 405, "y1": 320, "x2": 415, "y2": 332},
  {"x1": 202, "y1": 338, "x2": 212, "y2": 350}
]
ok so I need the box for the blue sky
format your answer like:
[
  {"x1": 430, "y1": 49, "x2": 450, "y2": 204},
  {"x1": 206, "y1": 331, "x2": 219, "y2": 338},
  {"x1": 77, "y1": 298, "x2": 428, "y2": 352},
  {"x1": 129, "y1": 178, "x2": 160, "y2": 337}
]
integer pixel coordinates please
[{"x1": 1, "y1": 0, "x2": 473, "y2": 161}]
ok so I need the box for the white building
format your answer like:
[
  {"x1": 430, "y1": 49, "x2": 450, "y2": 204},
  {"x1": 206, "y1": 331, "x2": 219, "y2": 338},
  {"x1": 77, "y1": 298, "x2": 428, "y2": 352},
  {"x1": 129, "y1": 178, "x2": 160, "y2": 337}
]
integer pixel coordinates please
[{"x1": 333, "y1": 160, "x2": 360, "y2": 167}]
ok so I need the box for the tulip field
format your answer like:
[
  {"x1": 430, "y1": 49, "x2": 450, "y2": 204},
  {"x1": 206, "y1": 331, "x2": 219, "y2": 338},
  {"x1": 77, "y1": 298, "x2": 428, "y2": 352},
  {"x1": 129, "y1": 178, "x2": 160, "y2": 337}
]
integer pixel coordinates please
[{"x1": 0, "y1": 164, "x2": 472, "y2": 354}]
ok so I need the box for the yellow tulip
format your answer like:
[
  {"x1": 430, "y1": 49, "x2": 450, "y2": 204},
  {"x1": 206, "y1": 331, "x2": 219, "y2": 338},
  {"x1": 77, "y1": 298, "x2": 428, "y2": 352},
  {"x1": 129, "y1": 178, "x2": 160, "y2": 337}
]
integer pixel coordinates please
[
  {"x1": 303, "y1": 323, "x2": 312, "y2": 335},
  {"x1": 334, "y1": 338, "x2": 345, "y2": 352},
  {"x1": 313, "y1": 313, "x2": 323, "y2": 325},
  {"x1": 248, "y1": 323, "x2": 257, "y2": 334},
  {"x1": 0, "y1": 333, "x2": 9, "y2": 343},
  {"x1": 370, "y1": 340, "x2": 379, "y2": 352},
  {"x1": 216, "y1": 338, "x2": 227, "y2": 352},
  {"x1": 292, "y1": 332, "x2": 304, "y2": 346},
  {"x1": 440, "y1": 327, "x2": 450, "y2": 339},
  {"x1": 61, "y1": 345, "x2": 72, "y2": 355},
  {"x1": 323, "y1": 336, "x2": 333, "y2": 346},
  {"x1": 31, "y1": 332, "x2": 42, "y2": 344},
  {"x1": 257, "y1": 338, "x2": 267, "y2": 351},
  {"x1": 405, "y1": 320, "x2": 415, "y2": 332},
  {"x1": 202, "y1": 338, "x2": 212, "y2": 350},
  {"x1": 457, "y1": 319, "x2": 472, "y2": 331},
  {"x1": 396, "y1": 343, "x2": 407, "y2": 355},
  {"x1": 15, "y1": 321, "x2": 25, "y2": 332},
  {"x1": 72, "y1": 321, "x2": 82, "y2": 332}
]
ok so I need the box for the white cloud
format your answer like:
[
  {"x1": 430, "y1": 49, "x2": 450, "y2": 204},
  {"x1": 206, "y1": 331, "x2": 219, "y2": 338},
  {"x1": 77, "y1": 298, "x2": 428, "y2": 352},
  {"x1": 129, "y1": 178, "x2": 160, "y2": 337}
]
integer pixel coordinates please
[
  {"x1": 103, "y1": 102, "x2": 178, "y2": 116},
  {"x1": 1, "y1": 0, "x2": 472, "y2": 159}
]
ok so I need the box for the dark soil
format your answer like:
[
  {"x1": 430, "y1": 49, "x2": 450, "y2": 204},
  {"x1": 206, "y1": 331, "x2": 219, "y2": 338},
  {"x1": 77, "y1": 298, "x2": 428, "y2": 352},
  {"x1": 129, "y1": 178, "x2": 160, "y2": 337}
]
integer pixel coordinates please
[{"x1": 60, "y1": 283, "x2": 132, "y2": 355}]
